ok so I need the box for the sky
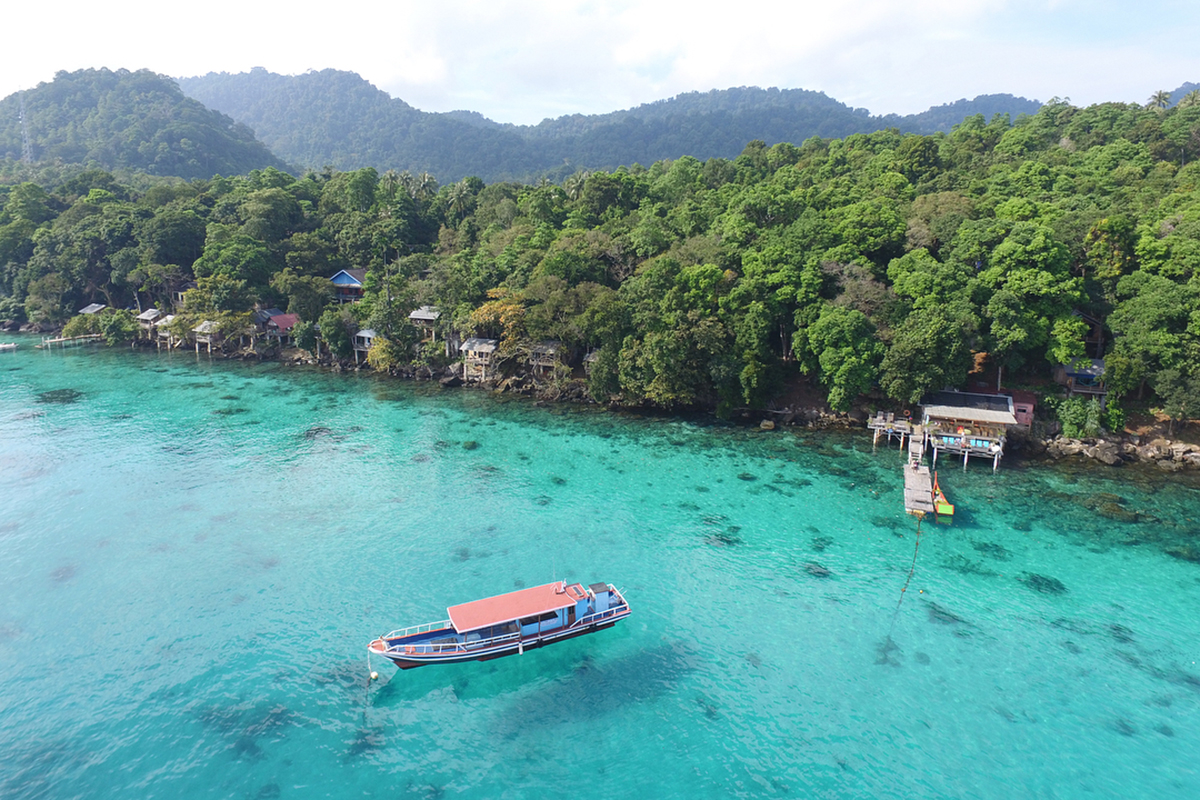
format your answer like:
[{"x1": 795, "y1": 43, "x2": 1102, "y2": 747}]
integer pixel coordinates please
[{"x1": 4, "y1": 0, "x2": 1199, "y2": 124}]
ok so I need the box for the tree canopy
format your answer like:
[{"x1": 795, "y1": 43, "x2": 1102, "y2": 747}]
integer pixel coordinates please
[{"x1": 4, "y1": 93, "x2": 1200, "y2": 419}]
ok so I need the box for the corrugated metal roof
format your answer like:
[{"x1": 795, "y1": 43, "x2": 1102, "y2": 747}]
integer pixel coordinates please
[
  {"x1": 267, "y1": 313, "x2": 298, "y2": 331},
  {"x1": 532, "y1": 340, "x2": 561, "y2": 355},
  {"x1": 136, "y1": 308, "x2": 161, "y2": 321},
  {"x1": 79, "y1": 303, "x2": 106, "y2": 315},
  {"x1": 409, "y1": 305, "x2": 440, "y2": 321},
  {"x1": 193, "y1": 320, "x2": 218, "y2": 334},
  {"x1": 460, "y1": 337, "x2": 498, "y2": 353},
  {"x1": 448, "y1": 582, "x2": 583, "y2": 632},
  {"x1": 923, "y1": 405, "x2": 1017, "y2": 426}
]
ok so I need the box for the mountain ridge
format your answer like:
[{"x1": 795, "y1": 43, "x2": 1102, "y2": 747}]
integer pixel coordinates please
[
  {"x1": 177, "y1": 69, "x2": 1043, "y2": 182},
  {"x1": 0, "y1": 68, "x2": 291, "y2": 180}
]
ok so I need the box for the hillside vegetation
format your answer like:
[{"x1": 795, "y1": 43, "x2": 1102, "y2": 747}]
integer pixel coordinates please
[
  {"x1": 0, "y1": 69, "x2": 291, "y2": 180},
  {"x1": 3, "y1": 95, "x2": 1200, "y2": 427},
  {"x1": 179, "y1": 69, "x2": 1041, "y2": 182}
]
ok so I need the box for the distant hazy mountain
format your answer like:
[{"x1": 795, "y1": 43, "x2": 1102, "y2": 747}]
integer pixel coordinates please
[
  {"x1": 0, "y1": 68, "x2": 291, "y2": 180},
  {"x1": 179, "y1": 69, "x2": 1042, "y2": 182},
  {"x1": 1169, "y1": 82, "x2": 1200, "y2": 106}
]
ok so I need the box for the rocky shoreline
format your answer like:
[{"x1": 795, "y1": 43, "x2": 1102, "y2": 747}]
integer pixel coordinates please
[{"x1": 1034, "y1": 435, "x2": 1200, "y2": 471}]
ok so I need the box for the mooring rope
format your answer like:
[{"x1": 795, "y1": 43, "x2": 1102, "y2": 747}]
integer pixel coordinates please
[{"x1": 887, "y1": 514, "x2": 924, "y2": 637}]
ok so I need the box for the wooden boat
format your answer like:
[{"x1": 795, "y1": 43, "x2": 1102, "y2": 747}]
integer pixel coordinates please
[
  {"x1": 932, "y1": 471, "x2": 955, "y2": 518},
  {"x1": 368, "y1": 580, "x2": 630, "y2": 669}
]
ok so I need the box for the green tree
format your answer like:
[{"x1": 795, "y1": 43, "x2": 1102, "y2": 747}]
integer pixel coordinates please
[
  {"x1": 796, "y1": 304, "x2": 884, "y2": 411},
  {"x1": 879, "y1": 305, "x2": 976, "y2": 404}
]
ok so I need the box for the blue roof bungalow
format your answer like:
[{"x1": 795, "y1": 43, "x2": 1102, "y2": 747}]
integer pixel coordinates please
[
  {"x1": 1053, "y1": 358, "x2": 1106, "y2": 403},
  {"x1": 330, "y1": 269, "x2": 367, "y2": 303}
]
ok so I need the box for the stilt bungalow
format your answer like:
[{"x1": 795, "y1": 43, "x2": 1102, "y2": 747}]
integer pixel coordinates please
[
  {"x1": 265, "y1": 313, "x2": 298, "y2": 345},
  {"x1": 920, "y1": 390, "x2": 1018, "y2": 472},
  {"x1": 193, "y1": 320, "x2": 222, "y2": 354},
  {"x1": 353, "y1": 328, "x2": 377, "y2": 363},
  {"x1": 136, "y1": 308, "x2": 162, "y2": 338},
  {"x1": 409, "y1": 306, "x2": 441, "y2": 340},
  {"x1": 529, "y1": 341, "x2": 564, "y2": 375},
  {"x1": 1053, "y1": 358, "x2": 1106, "y2": 405},
  {"x1": 251, "y1": 308, "x2": 285, "y2": 331},
  {"x1": 330, "y1": 269, "x2": 366, "y2": 303},
  {"x1": 460, "y1": 337, "x2": 499, "y2": 382},
  {"x1": 155, "y1": 314, "x2": 177, "y2": 349}
]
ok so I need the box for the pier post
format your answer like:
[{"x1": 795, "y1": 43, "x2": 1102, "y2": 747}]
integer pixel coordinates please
[{"x1": 963, "y1": 449, "x2": 969, "y2": 471}]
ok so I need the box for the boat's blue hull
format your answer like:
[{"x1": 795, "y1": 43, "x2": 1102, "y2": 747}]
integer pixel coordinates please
[{"x1": 371, "y1": 615, "x2": 627, "y2": 669}]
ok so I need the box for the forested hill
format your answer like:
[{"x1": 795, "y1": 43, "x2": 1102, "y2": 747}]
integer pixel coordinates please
[
  {"x1": 7, "y1": 96, "x2": 1200, "y2": 427},
  {"x1": 178, "y1": 69, "x2": 1041, "y2": 182},
  {"x1": 0, "y1": 69, "x2": 292, "y2": 180}
]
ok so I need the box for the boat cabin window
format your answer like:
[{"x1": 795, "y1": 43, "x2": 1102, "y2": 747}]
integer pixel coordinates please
[{"x1": 519, "y1": 611, "x2": 560, "y2": 626}]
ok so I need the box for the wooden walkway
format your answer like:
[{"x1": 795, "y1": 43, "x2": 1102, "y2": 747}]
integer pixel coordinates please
[
  {"x1": 902, "y1": 425, "x2": 936, "y2": 517},
  {"x1": 36, "y1": 334, "x2": 102, "y2": 349}
]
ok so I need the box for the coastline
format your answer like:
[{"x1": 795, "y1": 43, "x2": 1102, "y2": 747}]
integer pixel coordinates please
[{"x1": 8, "y1": 328, "x2": 1198, "y2": 478}]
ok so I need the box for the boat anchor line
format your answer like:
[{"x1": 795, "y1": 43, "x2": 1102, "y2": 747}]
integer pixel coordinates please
[{"x1": 887, "y1": 514, "x2": 924, "y2": 640}]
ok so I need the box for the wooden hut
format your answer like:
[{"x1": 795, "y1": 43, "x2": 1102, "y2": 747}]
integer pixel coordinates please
[
  {"x1": 460, "y1": 337, "x2": 499, "y2": 381},
  {"x1": 193, "y1": 320, "x2": 222, "y2": 354},
  {"x1": 1053, "y1": 358, "x2": 1106, "y2": 404},
  {"x1": 173, "y1": 281, "x2": 197, "y2": 309},
  {"x1": 136, "y1": 308, "x2": 162, "y2": 338},
  {"x1": 155, "y1": 314, "x2": 177, "y2": 349},
  {"x1": 920, "y1": 390, "x2": 1018, "y2": 471},
  {"x1": 409, "y1": 306, "x2": 441, "y2": 340},
  {"x1": 353, "y1": 328, "x2": 377, "y2": 364},
  {"x1": 265, "y1": 313, "x2": 298, "y2": 345},
  {"x1": 330, "y1": 269, "x2": 366, "y2": 303},
  {"x1": 529, "y1": 341, "x2": 563, "y2": 375}
]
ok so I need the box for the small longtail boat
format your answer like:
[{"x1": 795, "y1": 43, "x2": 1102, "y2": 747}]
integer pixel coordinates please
[
  {"x1": 932, "y1": 472, "x2": 955, "y2": 518},
  {"x1": 368, "y1": 581, "x2": 631, "y2": 669}
]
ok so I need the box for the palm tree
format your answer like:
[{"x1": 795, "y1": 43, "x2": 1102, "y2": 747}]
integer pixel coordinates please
[
  {"x1": 1147, "y1": 90, "x2": 1171, "y2": 110},
  {"x1": 563, "y1": 170, "x2": 591, "y2": 201},
  {"x1": 1178, "y1": 89, "x2": 1200, "y2": 109},
  {"x1": 447, "y1": 180, "x2": 472, "y2": 222},
  {"x1": 415, "y1": 172, "x2": 438, "y2": 201},
  {"x1": 379, "y1": 170, "x2": 401, "y2": 202}
]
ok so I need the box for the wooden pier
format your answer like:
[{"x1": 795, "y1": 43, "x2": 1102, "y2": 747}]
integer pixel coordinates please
[
  {"x1": 902, "y1": 425, "x2": 936, "y2": 517},
  {"x1": 36, "y1": 334, "x2": 102, "y2": 349}
]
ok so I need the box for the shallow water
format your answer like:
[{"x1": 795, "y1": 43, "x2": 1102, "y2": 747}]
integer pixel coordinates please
[{"x1": 2, "y1": 336, "x2": 1199, "y2": 799}]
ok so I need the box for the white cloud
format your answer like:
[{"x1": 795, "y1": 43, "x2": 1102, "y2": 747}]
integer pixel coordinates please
[{"x1": 1, "y1": 0, "x2": 1197, "y2": 124}]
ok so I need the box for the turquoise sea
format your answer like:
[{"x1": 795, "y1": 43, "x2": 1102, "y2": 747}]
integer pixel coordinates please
[{"x1": 2, "y1": 335, "x2": 1199, "y2": 799}]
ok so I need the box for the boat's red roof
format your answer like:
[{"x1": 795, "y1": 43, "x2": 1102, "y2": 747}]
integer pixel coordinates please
[{"x1": 448, "y1": 582, "x2": 586, "y2": 632}]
